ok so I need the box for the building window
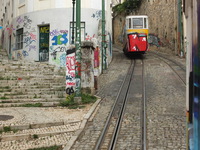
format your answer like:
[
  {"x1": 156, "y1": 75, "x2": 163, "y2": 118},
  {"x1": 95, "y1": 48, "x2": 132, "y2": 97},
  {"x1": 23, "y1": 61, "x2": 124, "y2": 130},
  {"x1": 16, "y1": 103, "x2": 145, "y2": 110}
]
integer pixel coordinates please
[
  {"x1": 70, "y1": 22, "x2": 85, "y2": 43},
  {"x1": 16, "y1": 28, "x2": 23, "y2": 49}
]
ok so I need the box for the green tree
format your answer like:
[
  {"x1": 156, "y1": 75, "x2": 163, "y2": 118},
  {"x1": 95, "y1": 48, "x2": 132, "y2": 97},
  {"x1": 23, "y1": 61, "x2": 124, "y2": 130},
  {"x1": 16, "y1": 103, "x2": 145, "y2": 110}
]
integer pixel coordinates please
[{"x1": 113, "y1": 0, "x2": 142, "y2": 16}]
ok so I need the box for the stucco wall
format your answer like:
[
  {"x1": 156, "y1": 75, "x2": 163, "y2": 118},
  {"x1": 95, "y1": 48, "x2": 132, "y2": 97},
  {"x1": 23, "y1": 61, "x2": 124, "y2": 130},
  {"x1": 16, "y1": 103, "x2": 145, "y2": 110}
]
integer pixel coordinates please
[{"x1": 8, "y1": 8, "x2": 103, "y2": 67}]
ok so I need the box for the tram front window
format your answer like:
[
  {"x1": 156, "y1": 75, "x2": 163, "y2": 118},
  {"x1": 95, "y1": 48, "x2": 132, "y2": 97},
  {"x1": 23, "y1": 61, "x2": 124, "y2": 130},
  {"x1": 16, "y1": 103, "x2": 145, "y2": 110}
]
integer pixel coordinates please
[{"x1": 132, "y1": 18, "x2": 143, "y2": 29}]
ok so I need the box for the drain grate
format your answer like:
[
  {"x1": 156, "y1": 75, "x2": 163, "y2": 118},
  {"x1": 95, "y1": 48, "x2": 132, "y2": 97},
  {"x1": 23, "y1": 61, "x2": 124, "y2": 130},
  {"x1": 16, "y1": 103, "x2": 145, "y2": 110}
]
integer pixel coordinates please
[{"x1": 0, "y1": 115, "x2": 14, "y2": 121}]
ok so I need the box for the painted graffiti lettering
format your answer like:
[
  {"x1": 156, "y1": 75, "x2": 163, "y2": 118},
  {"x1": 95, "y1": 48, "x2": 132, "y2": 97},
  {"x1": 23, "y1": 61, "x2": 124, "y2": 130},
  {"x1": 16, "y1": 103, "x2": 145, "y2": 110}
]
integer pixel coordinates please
[
  {"x1": 66, "y1": 75, "x2": 75, "y2": 81},
  {"x1": 23, "y1": 31, "x2": 30, "y2": 36},
  {"x1": 29, "y1": 45, "x2": 36, "y2": 51},
  {"x1": 52, "y1": 34, "x2": 68, "y2": 45},
  {"x1": 22, "y1": 50, "x2": 29, "y2": 57},
  {"x1": 17, "y1": 52, "x2": 22, "y2": 59},
  {"x1": 60, "y1": 30, "x2": 68, "y2": 34},
  {"x1": 17, "y1": 16, "x2": 23, "y2": 24},
  {"x1": 50, "y1": 29, "x2": 68, "y2": 36},
  {"x1": 85, "y1": 34, "x2": 95, "y2": 41},
  {"x1": 30, "y1": 33, "x2": 36, "y2": 40},
  {"x1": 41, "y1": 43, "x2": 49, "y2": 47},
  {"x1": 94, "y1": 47, "x2": 100, "y2": 68},
  {"x1": 40, "y1": 26, "x2": 49, "y2": 33},
  {"x1": 50, "y1": 46, "x2": 67, "y2": 59},
  {"x1": 91, "y1": 10, "x2": 102, "y2": 20},
  {"x1": 67, "y1": 82, "x2": 76, "y2": 86},
  {"x1": 24, "y1": 37, "x2": 36, "y2": 47},
  {"x1": 66, "y1": 48, "x2": 76, "y2": 95},
  {"x1": 23, "y1": 32, "x2": 36, "y2": 41},
  {"x1": 148, "y1": 33, "x2": 161, "y2": 47},
  {"x1": 23, "y1": 16, "x2": 32, "y2": 29},
  {"x1": 50, "y1": 30, "x2": 60, "y2": 36},
  {"x1": 66, "y1": 55, "x2": 75, "y2": 77},
  {"x1": 66, "y1": 87, "x2": 75, "y2": 95},
  {"x1": 6, "y1": 25, "x2": 15, "y2": 35},
  {"x1": 54, "y1": 46, "x2": 67, "y2": 52},
  {"x1": 60, "y1": 53, "x2": 66, "y2": 67}
]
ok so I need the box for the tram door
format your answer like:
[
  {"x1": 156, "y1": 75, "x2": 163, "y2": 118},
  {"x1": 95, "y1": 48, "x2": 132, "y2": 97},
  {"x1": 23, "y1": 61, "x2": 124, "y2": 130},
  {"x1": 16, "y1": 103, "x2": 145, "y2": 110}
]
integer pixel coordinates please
[{"x1": 39, "y1": 25, "x2": 49, "y2": 61}]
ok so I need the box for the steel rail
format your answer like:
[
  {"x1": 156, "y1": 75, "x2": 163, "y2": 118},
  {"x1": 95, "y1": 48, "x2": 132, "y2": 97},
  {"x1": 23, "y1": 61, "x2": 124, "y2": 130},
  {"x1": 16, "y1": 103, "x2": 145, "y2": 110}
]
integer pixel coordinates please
[
  {"x1": 108, "y1": 59, "x2": 136, "y2": 150},
  {"x1": 94, "y1": 60, "x2": 135, "y2": 150},
  {"x1": 141, "y1": 59, "x2": 147, "y2": 150},
  {"x1": 150, "y1": 51, "x2": 186, "y2": 71},
  {"x1": 151, "y1": 52, "x2": 186, "y2": 86}
]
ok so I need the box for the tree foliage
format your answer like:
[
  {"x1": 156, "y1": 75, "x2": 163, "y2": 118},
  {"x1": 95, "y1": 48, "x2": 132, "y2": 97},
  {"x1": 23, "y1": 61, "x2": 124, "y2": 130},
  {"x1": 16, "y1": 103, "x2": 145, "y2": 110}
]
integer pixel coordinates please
[{"x1": 113, "y1": 0, "x2": 142, "y2": 16}]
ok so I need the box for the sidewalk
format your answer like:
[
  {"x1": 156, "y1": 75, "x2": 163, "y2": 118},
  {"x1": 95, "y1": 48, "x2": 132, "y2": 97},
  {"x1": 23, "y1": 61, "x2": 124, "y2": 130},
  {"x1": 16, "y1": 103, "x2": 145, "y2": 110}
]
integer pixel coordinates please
[{"x1": 0, "y1": 96, "x2": 101, "y2": 150}]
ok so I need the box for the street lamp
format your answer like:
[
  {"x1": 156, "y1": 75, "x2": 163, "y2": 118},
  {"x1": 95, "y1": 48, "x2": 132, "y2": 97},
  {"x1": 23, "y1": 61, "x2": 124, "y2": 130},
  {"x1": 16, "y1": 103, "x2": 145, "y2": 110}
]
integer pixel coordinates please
[{"x1": 72, "y1": 0, "x2": 75, "y2": 44}]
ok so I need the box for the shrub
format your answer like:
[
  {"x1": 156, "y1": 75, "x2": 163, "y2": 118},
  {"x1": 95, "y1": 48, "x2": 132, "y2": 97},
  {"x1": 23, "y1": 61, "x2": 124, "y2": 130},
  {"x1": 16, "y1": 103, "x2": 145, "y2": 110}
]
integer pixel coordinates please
[{"x1": 59, "y1": 93, "x2": 97, "y2": 108}]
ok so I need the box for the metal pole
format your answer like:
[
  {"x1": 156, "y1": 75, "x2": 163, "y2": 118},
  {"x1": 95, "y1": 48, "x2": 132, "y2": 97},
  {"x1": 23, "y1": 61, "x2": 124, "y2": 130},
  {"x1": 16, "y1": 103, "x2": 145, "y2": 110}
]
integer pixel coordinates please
[
  {"x1": 72, "y1": 0, "x2": 75, "y2": 44},
  {"x1": 178, "y1": 0, "x2": 184, "y2": 57},
  {"x1": 102, "y1": 0, "x2": 107, "y2": 70},
  {"x1": 75, "y1": 0, "x2": 81, "y2": 97}
]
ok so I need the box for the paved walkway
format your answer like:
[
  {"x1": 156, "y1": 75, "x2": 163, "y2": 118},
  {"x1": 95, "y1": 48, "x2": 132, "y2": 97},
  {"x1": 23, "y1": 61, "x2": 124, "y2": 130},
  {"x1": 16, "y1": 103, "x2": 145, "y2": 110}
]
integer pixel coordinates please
[{"x1": 0, "y1": 45, "x2": 186, "y2": 150}]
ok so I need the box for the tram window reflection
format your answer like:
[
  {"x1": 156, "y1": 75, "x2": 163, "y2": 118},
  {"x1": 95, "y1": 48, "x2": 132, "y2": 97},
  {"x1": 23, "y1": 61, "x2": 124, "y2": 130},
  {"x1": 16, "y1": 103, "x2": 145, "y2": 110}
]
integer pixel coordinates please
[{"x1": 132, "y1": 18, "x2": 143, "y2": 29}]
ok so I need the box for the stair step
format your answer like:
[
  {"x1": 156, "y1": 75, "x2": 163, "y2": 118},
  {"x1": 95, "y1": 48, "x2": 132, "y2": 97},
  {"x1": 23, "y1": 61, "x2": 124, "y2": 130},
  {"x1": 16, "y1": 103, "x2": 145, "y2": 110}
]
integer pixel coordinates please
[
  {"x1": 0, "y1": 121, "x2": 80, "y2": 142},
  {"x1": 0, "y1": 97, "x2": 65, "y2": 103},
  {"x1": 0, "y1": 101, "x2": 60, "y2": 107}
]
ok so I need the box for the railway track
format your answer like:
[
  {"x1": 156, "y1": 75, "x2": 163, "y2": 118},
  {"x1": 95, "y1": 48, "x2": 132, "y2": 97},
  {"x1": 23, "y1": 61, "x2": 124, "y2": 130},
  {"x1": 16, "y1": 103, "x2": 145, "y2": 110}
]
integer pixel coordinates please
[
  {"x1": 95, "y1": 56, "x2": 147, "y2": 150},
  {"x1": 150, "y1": 51, "x2": 186, "y2": 86}
]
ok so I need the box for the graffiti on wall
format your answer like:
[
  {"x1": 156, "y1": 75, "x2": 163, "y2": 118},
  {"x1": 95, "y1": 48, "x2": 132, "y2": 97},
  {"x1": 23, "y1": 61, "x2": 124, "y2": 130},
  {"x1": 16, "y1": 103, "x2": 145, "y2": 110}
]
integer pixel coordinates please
[
  {"x1": 148, "y1": 33, "x2": 161, "y2": 47},
  {"x1": 66, "y1": 48, "x2": 76, "y2": 95},
  {"x1": 16, "y1": 50, "x2": 29, "y2": 60},
  {"x1": 9, "y1": 15, "x2": 37, "y2": 60},
  {"x1": 24, "y1": 36, "x2": 36, "y2": 47},
  {"x1": 6, "y1": 25, "x2": 15, "y2": 36},
  {"x1": 23, "y1": 16, "x2": 32, "y2": 29},
  {"x1": 94, "y1": 46, "x2": 100, "y2": 68},
  {"x1": 91, "y1": 10, "x2": 102, "y2": 20},
  {"x1": 85, "y1": 34, "x2": 95, "y2": 41},
  {"x1": 50, "y1": 29, "x2": 69, "y2": 67}
]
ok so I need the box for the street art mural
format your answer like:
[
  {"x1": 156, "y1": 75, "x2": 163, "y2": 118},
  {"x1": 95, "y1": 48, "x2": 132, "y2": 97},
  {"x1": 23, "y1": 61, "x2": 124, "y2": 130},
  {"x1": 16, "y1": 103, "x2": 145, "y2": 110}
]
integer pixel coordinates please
[
  {"x1": 49, "y1": 29, "x2": 69, "y2": 67},
  {"x1": 10, "y1": 15, "x2": 37, "y2": 61},
  {"x1": 66, "y1": 48, "x2": 76, "y2": 95},
  {"x1": 148, "y1": 33, "x2": 162, "y2": 47},
  {"x1": 91, "y1": 10, "x2": 102, "y2": 20}
]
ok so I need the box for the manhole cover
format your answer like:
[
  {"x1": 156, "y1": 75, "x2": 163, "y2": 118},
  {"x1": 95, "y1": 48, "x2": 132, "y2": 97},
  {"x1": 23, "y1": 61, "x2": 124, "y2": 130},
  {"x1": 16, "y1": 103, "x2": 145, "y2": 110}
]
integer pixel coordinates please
[{"x1": 0, "y1": 115, "x2": 14, "y2": 121}]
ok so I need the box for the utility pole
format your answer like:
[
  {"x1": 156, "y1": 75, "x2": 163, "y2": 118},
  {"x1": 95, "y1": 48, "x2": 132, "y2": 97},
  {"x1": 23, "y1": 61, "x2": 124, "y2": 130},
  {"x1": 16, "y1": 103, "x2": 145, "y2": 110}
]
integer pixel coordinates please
[
  {"x1": 75, "y1": 0, "x2": 81, "y2": 98},
  {"x1": 71, "y1": 0, "x2": 75, "y2": 44},
  {"x1": 102, "y1": 0, "x2": 107, "y2": 71},
  {"x1": 177, "y1": 0, "x2": 183, "y2": 57}
]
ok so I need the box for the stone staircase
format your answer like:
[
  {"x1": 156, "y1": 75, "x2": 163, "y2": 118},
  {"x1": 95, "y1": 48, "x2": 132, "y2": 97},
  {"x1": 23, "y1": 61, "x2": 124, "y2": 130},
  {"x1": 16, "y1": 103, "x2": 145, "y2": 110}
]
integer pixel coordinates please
[
  {"x1": 0, "y1": 48, "x2": 66, "y2": 107},
  {"x1": 0, "y1": 49, "x2": 81, "y2": 150}
]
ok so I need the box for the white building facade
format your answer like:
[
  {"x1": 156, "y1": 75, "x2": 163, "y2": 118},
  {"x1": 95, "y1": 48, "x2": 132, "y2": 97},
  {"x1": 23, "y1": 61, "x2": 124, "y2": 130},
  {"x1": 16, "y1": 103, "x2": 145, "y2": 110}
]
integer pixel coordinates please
[{"x1": 0, "y1": 0, "x2": 113, "y2": 68}]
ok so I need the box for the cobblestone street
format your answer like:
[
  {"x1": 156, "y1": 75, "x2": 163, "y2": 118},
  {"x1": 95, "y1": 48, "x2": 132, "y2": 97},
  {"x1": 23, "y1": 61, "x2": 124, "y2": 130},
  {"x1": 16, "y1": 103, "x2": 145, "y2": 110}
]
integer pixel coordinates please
[{"x1": 71, "y1": 46, "x2": 186, "y2": 150}]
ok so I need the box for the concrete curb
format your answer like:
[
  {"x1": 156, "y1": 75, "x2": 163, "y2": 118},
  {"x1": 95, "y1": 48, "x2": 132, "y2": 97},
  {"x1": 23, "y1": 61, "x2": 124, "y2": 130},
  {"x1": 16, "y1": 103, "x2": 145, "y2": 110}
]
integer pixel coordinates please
[
  {"x1": 63, "y1": 97, "x2": 101, "y2": 150},
  {"x1": 0, "y1": 120, "x2": 80, "y2": 131}
]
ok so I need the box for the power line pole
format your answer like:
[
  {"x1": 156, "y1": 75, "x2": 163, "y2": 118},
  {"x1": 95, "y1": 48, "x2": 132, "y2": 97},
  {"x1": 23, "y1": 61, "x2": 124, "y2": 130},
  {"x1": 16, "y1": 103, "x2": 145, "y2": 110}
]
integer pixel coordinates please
[
  {"x1": 71, "y1": 0, "x2": 75, "y2": 44},
  {"x1": 75, "y1": 0, "x2": 81, "y2": 98},
  {"x1": 102, "y1": 0, "x2": 107, "y2": 71}
]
